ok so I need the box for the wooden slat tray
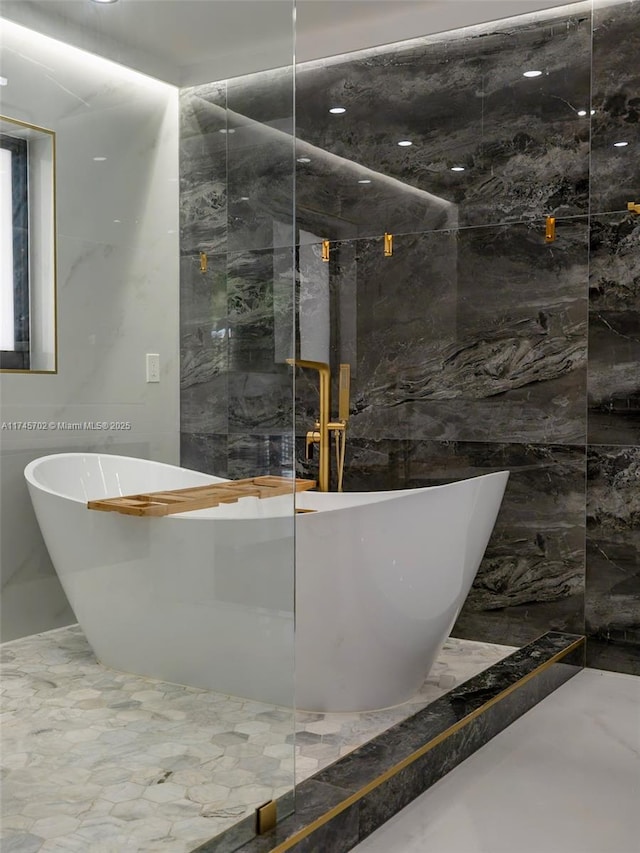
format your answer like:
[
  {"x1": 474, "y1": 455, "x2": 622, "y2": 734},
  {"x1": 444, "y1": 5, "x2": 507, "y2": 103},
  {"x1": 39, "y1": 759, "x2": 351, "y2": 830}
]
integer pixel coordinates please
[{"x1": 87, "y1": 476, "x2": 316, "y2": 517}]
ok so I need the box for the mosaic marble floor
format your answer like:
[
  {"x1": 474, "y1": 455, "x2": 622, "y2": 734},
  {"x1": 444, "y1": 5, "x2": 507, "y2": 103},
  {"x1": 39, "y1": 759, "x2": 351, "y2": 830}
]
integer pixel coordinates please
[{"x1": 1, "y1": 625, "x2": 515, "y2": 852}]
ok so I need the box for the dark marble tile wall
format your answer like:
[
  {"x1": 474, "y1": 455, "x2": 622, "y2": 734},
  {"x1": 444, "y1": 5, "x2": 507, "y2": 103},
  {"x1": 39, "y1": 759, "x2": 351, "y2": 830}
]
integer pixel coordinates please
[
  {"x1": 180, "y1": 245, "x2": 294, "y2": 457},
  {"x1": 180, "y1": 69, "x2": 296, "y2": 483},
  {"x1": 590, "y1": 0, "x2": 640, "y2": 214},
  {"x1": 588, "y1": 212, "x2": 640, "y2": 444},
  {"x1": 181, "y1": 75, "x2": 295, "y2": 256},
  {"x1": 585, "y1": 446, "x2": 640, "y2": 675},
  {"x1": 180, "y1": 82, "x2": 228, "y2": 256},
  {"x1": 181, "y1": 432, "x2": 296, "y2": 482},
  {"x1": 181, "y1": 432, "x2": 229, "y2": 478},
  {"x1": 294, "y1": 5, "x2": 592, "y2": 235},
  {"x1": 584, "y1": 0, "x2": 640, "y2": 674},
  {"x1": 341, "y1": 220, "x2": 588, "y2": 445},
  {"x1": 180, "y1": 0, "x2": 640, "y2": 673},
  {"x1": 180, "y1": 252, "x2": 229, "y2": 436},
  {"x1": 586, "y1": 3, "x2": 640, "y2": 674}
]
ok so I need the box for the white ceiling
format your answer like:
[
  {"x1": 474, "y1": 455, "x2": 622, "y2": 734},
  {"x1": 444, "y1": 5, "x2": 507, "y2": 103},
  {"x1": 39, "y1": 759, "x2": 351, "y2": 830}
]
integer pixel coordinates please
[{"x1": 0, "y1": 0, "x2": 586, "y2": 85}]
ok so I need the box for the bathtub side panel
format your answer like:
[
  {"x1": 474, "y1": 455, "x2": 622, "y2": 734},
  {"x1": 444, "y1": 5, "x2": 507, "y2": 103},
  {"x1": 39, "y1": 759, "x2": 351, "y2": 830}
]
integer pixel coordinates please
[
  {"x1": 28, "y1": 487, "x2": 296, "y2": 706},
  {"x1": 295, "y1": 473, "x2": 508, "y2": 711}
]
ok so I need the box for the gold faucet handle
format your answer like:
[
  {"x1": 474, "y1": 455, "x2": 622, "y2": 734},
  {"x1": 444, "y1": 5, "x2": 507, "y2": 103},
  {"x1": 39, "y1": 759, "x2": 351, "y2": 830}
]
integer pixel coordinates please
[
  {"x1": 305, "y1": 430, "x2": 320, "y2": 460},
  {"x1": 628, "y1": 202, "x2": 640, "y2": 215},
  {"x1": 338, "y1": 363, "x2": 351, "y2": 423}
]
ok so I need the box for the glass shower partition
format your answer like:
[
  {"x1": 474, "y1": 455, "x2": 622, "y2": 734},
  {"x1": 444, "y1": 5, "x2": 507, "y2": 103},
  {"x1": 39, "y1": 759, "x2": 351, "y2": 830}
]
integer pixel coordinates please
[
  {"x1": 0, "y1": 2, "x2": 297, "y2": 851},
  {"x1": 179, "y1": 6, "x2": 299, "y2": 847}
]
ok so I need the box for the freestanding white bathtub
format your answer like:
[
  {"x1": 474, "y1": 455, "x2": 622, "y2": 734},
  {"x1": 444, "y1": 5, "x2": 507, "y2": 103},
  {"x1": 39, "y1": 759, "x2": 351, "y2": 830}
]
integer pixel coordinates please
[{"x1": 24, "y1": 453, "x2": 508, "y2": 712}]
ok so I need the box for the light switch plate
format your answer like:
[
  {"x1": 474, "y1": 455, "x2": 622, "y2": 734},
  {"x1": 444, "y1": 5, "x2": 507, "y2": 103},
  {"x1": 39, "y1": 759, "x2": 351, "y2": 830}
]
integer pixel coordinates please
[{"x1": 146, "y1": 353, "x2": 160, "y2": 383}]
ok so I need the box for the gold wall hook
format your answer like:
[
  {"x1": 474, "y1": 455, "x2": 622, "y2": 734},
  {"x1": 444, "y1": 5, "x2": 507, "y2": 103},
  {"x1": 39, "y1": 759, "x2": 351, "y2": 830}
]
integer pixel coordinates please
[
  {"x1": 545, "y1": 216, "x2": 556, "y2": 243},
  {"x1": 321, "y1": 240, "x2": 330, "y2": 262},
  {"x1": 627, "y1": 202, "x2": 640, "y2": 214},
  {"x1": 199, "y1": 252, "x2": 208, "y2": 273},
  {"x1": 384, "y1": 232, "x2": 393, "y2": 256}
]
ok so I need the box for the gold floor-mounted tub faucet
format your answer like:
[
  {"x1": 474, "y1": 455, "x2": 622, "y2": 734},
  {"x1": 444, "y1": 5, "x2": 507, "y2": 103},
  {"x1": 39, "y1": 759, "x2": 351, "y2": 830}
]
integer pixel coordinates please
[{"x1": 287, "y1": 359, "x2": 351, "y2": 492}]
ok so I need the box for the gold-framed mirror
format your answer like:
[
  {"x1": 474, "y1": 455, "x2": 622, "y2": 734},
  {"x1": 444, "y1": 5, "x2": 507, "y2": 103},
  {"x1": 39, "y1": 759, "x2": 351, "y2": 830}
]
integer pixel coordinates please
[{"x1": 0, "y1": 115, "x2": 57, "y2": 373}]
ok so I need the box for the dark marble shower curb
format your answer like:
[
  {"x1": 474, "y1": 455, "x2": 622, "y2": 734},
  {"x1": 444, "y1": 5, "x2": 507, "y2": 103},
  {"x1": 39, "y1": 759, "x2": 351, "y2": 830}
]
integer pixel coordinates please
[{"x1": 194, "y1": 632, "x2": 584, "y2": 853}]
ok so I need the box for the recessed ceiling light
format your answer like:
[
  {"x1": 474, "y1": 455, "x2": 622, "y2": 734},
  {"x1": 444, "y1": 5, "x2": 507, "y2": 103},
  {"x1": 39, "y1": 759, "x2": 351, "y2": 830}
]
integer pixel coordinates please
[
  {"x1": 358, "y1": 179, "x2": 372, "y2": 184},
  {"x1": 613, "y1": 141, "x2": 629, "y2": 147},
  {"x1": 0, "y1": 77, "x2": 8, "y2": 86},
  {"x1": 297, "y1": 157, "x2": 311, "y2": 163},
  {"x1": 577, "y1": 109, "x2": 587, "y2": 117},
  {"x1": 523, "y1": 70, "x2": 543, "y2": 77},
  {"x1": 113, "y1": 219, "x2": 121, "y2": 223},
  {"x1": 590, "y1": 109, "x2": 596, "y2": 115},
  {"x1": 239, "y1": 196, "x2": 250, "y2": 201},
  {"x1": 91, "y1": 0, "x2": 119, "y2": 4},
  {"x1": 93, "y1": 156, "x2": 107, "y2": 161},
  {"x1": 397, "y1": 140, "x2": 413, "y2": 147},
  {"x1": 219, "y1": 128, "x2": 235, "y2": 134},
  {"x1": 329, "y1": 107, "x2": 346, "y2": 114},
  {"x1": 451, "y1": 166, "x2": 465, "y2": 172}
]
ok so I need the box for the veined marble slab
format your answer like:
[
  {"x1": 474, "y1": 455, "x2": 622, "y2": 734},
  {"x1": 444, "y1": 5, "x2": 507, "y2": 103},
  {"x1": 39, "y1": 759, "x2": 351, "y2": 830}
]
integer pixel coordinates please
[
  {"x1": 588, "y1": 213, "x2": 640, "y2": 445},
  {"x1": 586, "y1": 446, "x2": 640, "y2": 675},
  {"x1": 591, "y1": 0, "x2": 640, "y2": 214}
]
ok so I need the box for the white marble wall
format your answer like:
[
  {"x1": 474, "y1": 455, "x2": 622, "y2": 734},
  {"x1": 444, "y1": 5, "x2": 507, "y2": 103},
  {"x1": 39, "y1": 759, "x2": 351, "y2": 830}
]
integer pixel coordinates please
[{"x1": 0, "y1": 20, "x2": 180, "y2": 641}]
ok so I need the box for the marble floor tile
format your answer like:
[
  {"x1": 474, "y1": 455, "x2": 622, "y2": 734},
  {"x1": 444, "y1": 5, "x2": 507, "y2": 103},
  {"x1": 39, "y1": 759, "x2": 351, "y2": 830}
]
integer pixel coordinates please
[
  {"x1": 352, "y1": 668, "x2": 640, "y2": 853},
  {"x1": 1, "y1": 626, "x2": 514, "y2": 853}
]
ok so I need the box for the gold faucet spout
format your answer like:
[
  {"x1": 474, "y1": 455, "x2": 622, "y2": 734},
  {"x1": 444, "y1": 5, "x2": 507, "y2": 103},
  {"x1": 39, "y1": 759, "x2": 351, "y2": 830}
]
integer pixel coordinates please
[{"x1": 287, "y1": 359, "x2": 331, "y2": 491}]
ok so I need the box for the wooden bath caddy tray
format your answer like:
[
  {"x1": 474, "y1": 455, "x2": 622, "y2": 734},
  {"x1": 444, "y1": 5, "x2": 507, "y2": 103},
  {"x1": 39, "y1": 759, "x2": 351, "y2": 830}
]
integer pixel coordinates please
[{"x1": 87, "y1": 476, "x2": 316, "y2": 517}]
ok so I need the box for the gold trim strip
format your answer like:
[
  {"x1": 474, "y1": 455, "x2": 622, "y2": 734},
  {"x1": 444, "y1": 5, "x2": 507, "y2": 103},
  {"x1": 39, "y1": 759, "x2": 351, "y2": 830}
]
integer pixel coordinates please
[
  {"x1": 0, "y1": 114, "x2": 55, "y2": 136},
  {"x1": 52, "y1": 126, "x2": 58, "y2": 375},
  {"x1": 270, "y1": 637, "x2": 584, "y2": 852},
  {"x1": 0, "y1": 114, "x2": 58, "y2": 375},
  {"x1": 0, "y1": 369, "x2": 57, "y2": 375}
]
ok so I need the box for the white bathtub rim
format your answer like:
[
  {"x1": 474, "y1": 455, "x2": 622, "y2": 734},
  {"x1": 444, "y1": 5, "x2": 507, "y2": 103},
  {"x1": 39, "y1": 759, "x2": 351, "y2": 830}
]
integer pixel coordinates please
[
  {"x1": 25, "y1": 451, "x2": 508, "y2": 507},
  {"x1": 296, "y1": 469, "x2": 509, "y2": 513},
  {"x1": 24, "y1": 452, "x2": 225, "y2": 504}
]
